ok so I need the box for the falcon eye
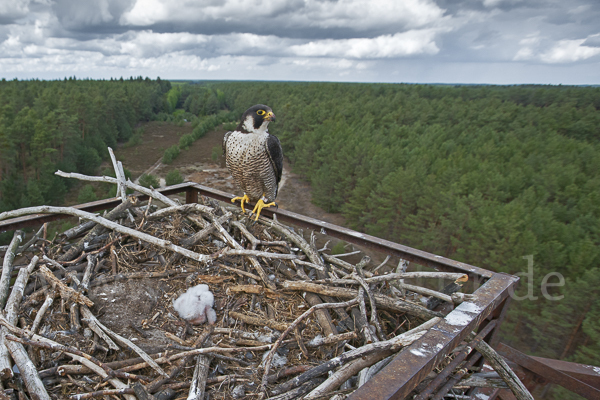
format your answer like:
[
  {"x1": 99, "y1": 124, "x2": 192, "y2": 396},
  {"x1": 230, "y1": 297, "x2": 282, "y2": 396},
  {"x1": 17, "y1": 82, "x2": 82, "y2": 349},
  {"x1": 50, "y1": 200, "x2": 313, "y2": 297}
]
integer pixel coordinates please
[{"x1": 257, "y1": 110, "x2": 266, "y2": 116}]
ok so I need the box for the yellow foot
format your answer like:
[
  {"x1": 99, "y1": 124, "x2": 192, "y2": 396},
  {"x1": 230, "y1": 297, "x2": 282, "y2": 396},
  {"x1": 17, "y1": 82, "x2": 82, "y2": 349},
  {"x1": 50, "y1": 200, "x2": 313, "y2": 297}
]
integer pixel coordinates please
[
  {"x1": 231, "y1": 194, "x2": 250, "y2": 213},
  {"x1": 251, "y1": 199, "x2": 277, "y2": 221}
]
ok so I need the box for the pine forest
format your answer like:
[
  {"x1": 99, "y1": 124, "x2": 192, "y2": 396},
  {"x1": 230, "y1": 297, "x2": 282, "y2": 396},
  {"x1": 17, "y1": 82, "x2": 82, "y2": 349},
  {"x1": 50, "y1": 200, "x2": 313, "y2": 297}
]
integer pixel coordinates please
[{"x1": 1, "y1": 78, "x2": 599, "y2": 399}]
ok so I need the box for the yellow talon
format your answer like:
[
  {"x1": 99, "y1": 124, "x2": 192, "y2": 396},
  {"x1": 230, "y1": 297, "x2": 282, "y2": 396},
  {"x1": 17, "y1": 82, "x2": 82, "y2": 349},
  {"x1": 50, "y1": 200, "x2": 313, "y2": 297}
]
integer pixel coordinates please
[
  {"x1": 251, "y1": 199, "x2": 277, "y2": 221},
  {"x1": 231, "y1": 194, "x2": 250, "y2": 213}
]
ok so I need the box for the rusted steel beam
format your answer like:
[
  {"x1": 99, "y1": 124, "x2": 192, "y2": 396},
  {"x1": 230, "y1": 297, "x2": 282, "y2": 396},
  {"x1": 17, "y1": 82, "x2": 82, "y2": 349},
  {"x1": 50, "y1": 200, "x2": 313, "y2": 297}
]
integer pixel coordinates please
[
  {"x1": 497, "y1": 343, "x2": 600, "y2": 400},
  {"x1": 414, "y1": 320, "x2": 497, "y2": 400},
  {"x1": 527, "y1": 355, "x2": 600, "y2": 389},
  {"x1": 346, "y1": 272, "x2": 518, "y2": 400},
  {"x1": 486, "y1": 296, "x2": 514, "y2": 348},
  {"x1": 497, "y1": 389, "x2": 518, "y2": 400}
]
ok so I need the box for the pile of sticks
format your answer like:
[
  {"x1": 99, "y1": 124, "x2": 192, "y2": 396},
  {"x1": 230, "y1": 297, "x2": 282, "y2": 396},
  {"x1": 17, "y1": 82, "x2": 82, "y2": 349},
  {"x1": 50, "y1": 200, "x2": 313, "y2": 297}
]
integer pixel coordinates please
[{"x1": 0, "y1": 149, "x2": 532, "y2": 400}]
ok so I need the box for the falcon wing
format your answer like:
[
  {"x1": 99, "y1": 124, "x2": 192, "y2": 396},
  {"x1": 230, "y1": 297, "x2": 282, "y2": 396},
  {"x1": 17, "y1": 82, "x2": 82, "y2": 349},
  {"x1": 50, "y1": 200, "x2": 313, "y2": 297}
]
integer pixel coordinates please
[
  {"x1": 223, "y1": 131, "x2": 232, "y2": 155},
  {"x1": 266, "y1": 134, "x2": 283, "y2": 186}
]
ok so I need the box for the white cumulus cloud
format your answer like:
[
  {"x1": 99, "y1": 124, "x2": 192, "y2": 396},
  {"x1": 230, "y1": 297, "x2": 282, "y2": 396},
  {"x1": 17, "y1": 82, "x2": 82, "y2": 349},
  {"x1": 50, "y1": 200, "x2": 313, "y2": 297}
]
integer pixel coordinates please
[
  {"x1": 290, "y1": 30, "x2": 441, "y2": 58},
  {"x1": 540, "y1": 39, "x2": 600, "y2": 63}
]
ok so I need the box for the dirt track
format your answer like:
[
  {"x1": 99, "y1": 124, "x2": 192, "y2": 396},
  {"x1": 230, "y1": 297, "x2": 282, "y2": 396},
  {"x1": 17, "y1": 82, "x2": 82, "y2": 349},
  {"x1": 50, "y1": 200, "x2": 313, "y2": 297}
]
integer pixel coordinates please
[{"x1": 114, "y1": 121, "x2": 347, "y2": 227}]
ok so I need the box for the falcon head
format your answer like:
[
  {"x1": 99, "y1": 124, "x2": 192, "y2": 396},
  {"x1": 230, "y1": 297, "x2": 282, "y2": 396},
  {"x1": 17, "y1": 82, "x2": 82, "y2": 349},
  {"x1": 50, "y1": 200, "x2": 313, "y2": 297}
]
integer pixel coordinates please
[{"x1": 238, "y1": 104, "x2": 276, "y2": 134}]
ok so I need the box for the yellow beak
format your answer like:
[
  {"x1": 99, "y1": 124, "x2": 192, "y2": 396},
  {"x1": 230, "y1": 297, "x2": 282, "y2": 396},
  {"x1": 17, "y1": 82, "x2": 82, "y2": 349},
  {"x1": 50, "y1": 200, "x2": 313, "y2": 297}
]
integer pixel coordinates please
[{"x1": 265, "y1": 111, "x2": 276, "y2": 122}]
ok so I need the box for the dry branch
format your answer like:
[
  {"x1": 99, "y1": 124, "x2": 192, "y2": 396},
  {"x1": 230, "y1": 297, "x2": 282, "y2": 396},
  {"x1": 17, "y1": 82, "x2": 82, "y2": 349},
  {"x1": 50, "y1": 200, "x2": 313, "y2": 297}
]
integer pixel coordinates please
[
  {"x1": 30, "y1": 291, "x2": 55, "y2": 335},
  {"x1": 187, "y1": 355, "x2": 211, "y2": 400},
  {"x1": 270, "y1": 317, "x2": 440, "y2": 395},
  {"x1": 0, "y1": 206, "x2": 212, "y2": 264},
  {"x1": 39, "y1": 265, "x2": 93, "y2": 307},
  {"x1": 0, "y1": 230, "x2": 23, "y2": 308},
  {"x1": 475, "y1": 340, "x2": 534, "y2": 400},
  {"x1": 261, "y1": 297, "x2": 361, "y2": 391},
  {"x1": 4, "y1": 337, "x2": 51, "y2": 400},
  {"x1": 283, "y1": 280, "x2": 442, "y2": 319},
  {"x1": 304, "y1": 349, "x2": 393, "y2": 399},
  {"x1": 79, "y1": 307, "x2": 168, "y2": 378},
  {"x1": 229, "y1": 311, "x2": 289, "y2": 332}
]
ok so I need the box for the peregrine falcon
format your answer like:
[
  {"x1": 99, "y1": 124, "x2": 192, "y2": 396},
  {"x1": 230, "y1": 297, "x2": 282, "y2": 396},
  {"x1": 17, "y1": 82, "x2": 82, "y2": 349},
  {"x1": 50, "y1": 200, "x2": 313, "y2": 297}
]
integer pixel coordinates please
[{"x1": 223, "y1": 104, "x2": 283, "y2": 220}]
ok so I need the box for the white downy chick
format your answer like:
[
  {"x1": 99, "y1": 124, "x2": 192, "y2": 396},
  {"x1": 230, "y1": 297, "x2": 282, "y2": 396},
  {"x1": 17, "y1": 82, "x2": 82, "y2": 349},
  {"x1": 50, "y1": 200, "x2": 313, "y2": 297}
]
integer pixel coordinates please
[{"x1": 173, "y1": 284, "x2": 217, "y2": 325}]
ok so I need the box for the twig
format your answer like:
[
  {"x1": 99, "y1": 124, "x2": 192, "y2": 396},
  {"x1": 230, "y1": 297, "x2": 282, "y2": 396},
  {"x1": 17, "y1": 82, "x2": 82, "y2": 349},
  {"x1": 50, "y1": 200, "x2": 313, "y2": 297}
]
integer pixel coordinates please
[
  {"x1": 5, "y1": 256, "x2": 39, "y2": 323},
  {"x1": 4, "y1": 336, "x2": 51, "y2": 400},
  {"x1": 229, "y1": 311, "x2": 289, "y2": 332},
  {"x1": 306, "y1": 332, "x2": 357, "y2": 347},
  {"x1": 226, "y1": 284, "x2": 281, "y2": 298},
  {"x1": 211, "y1": 217, "x2": 277, "y2": 291},
  {"x1": 371, "y1": 255, "x2": 391, "y2": 274},
  {"x1": 147, "y1": 203, "x2": 213, "y2": 220},
  {"x1": 270, "y1": 317, "x2": 440, "y2": 395},
  {"x1": 328, "y1": 250, "x2": 361, "y2": 258},
  {"x1": 81, "y1": 254, "x2": 96, "y2": 290},
  {"x1": 56, "y1": 169, "x2": 177, "y2": 207},
  {"x1": 0, "y1": 255, "x2": 39, "y2": 379},
  {"x1": 5, "y1": 335, "x2": 147, "y2": 383},
  {"x1": 60, "y1": 220, "x2": 96, "y2": 240},
  {"x1": 80, "y1": 305, "x2": 119, "y2": 351},
  {"x1": 475, "y1": 340, "x2": 534, "y2": 400},
  {"x1": 352, "y1": 272, "x2": 385, "y2": 341},
  {"x1": 0, "y1": 230, "x2": 23, "y2": 308},
  {"x1": 30, "y1": 291, "x2": 56, "y2": 336},
  {"x1": 59, "y1": 198, "x2": 134, "y2": 262},
  {"x1": 260, "y1": 297, "x2": 361, "y2": 392},
  {"x1": 38, "y1": 265, "x2": 93, "y2": 307},
  {"x1": 0, "y1": 206, "x2": 213, "y2": 264},
  {"x1": 266, "y1": 379, "x2": 326, "y2": 400},
  {"x1": 356, "y1": 287, "x2": 377, "y2": 344},
  {"x1": 283, "y1": 280, "x2": 442, "y2": 319},
  {"x1": 108, "y1": 147, "x2": 127, "y2": 200},
  {"x1": 214, "y1": 262, "x2": 261, "y2": 281},
  {"x1": 215, "y1": 248, "x2": 302, "y2": 260},
  {"x1": 304, "y1": 349, "x2": 393, "y2": 399},
  {"x1": 17, "y1": 223, "x2": 46, "y2": 253},
  {"x1": 79, "y1": 306, "x2": 168, "y2": 378},
  {"x1": 393, "y1": 282, "x2": 453, "y2": 303},
  {"x1": 310, "y1": 271, "x2": 469, "y2": 285}
]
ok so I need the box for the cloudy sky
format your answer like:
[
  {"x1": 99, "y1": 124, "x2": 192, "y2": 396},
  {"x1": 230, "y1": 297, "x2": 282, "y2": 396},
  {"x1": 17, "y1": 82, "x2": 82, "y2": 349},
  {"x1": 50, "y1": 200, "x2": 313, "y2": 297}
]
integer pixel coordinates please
[{"x1": 1, "y1": 0, "x2": 599, "y2": 84}]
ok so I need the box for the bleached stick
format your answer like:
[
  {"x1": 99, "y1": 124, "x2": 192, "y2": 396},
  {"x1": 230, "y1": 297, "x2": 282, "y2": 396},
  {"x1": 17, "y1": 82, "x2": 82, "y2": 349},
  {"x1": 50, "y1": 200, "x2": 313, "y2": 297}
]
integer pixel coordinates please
[
  {"x1": 216, "y1": 249, "x2": 302, "y2": 260},
  {"x1": 30, "y1": 291, "x2": 55, "y2": 336},
  {"x1": 79, "y1": 306, "x2": 168, "y2": 378},
  {"x1": 0, "y1": 231, "x2": 25, "y2": 379},
  {"x1": 81, "y1": 254, "x2": 96, "y2": 290},
  {"x1": 309, "y1": 271, "x2": 469, "y2": 285},
  {"x1": 304, "y1": 350, "x2": 393, "y2": 399},
  {"x1": 475, "y1": 340, "x2": 534, "y2": 400},
  {"x1": 79, "y1": 306, "x2": 119, "y2": 351},
  {"x1": 270, "y1": 317, "x2": 441, "y2": 396},
  {"x1": 4, "y1": 337, "x2": 51, "y2": 400},
  {"x1": 0, "y1": 206, "x2": 212, "y2": 264},
  {"x1": 260, "y1": 297, "x2": 361, "y2": 392},
  {"x1": 39, "y1": 265, "x2": 93, "y2": 307},
  {"x1": 55, "y1": 169, "x2": 177, "y2": 207},
  {"x1": 107, "y1": 147, "x2": 127, "y2": 200},
  {"x1": 0, "y1": 255, "x2": 39, "y2": 379},
  {"x1": 0, "y1": 230, "x2": 23, "y2": 308}
]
